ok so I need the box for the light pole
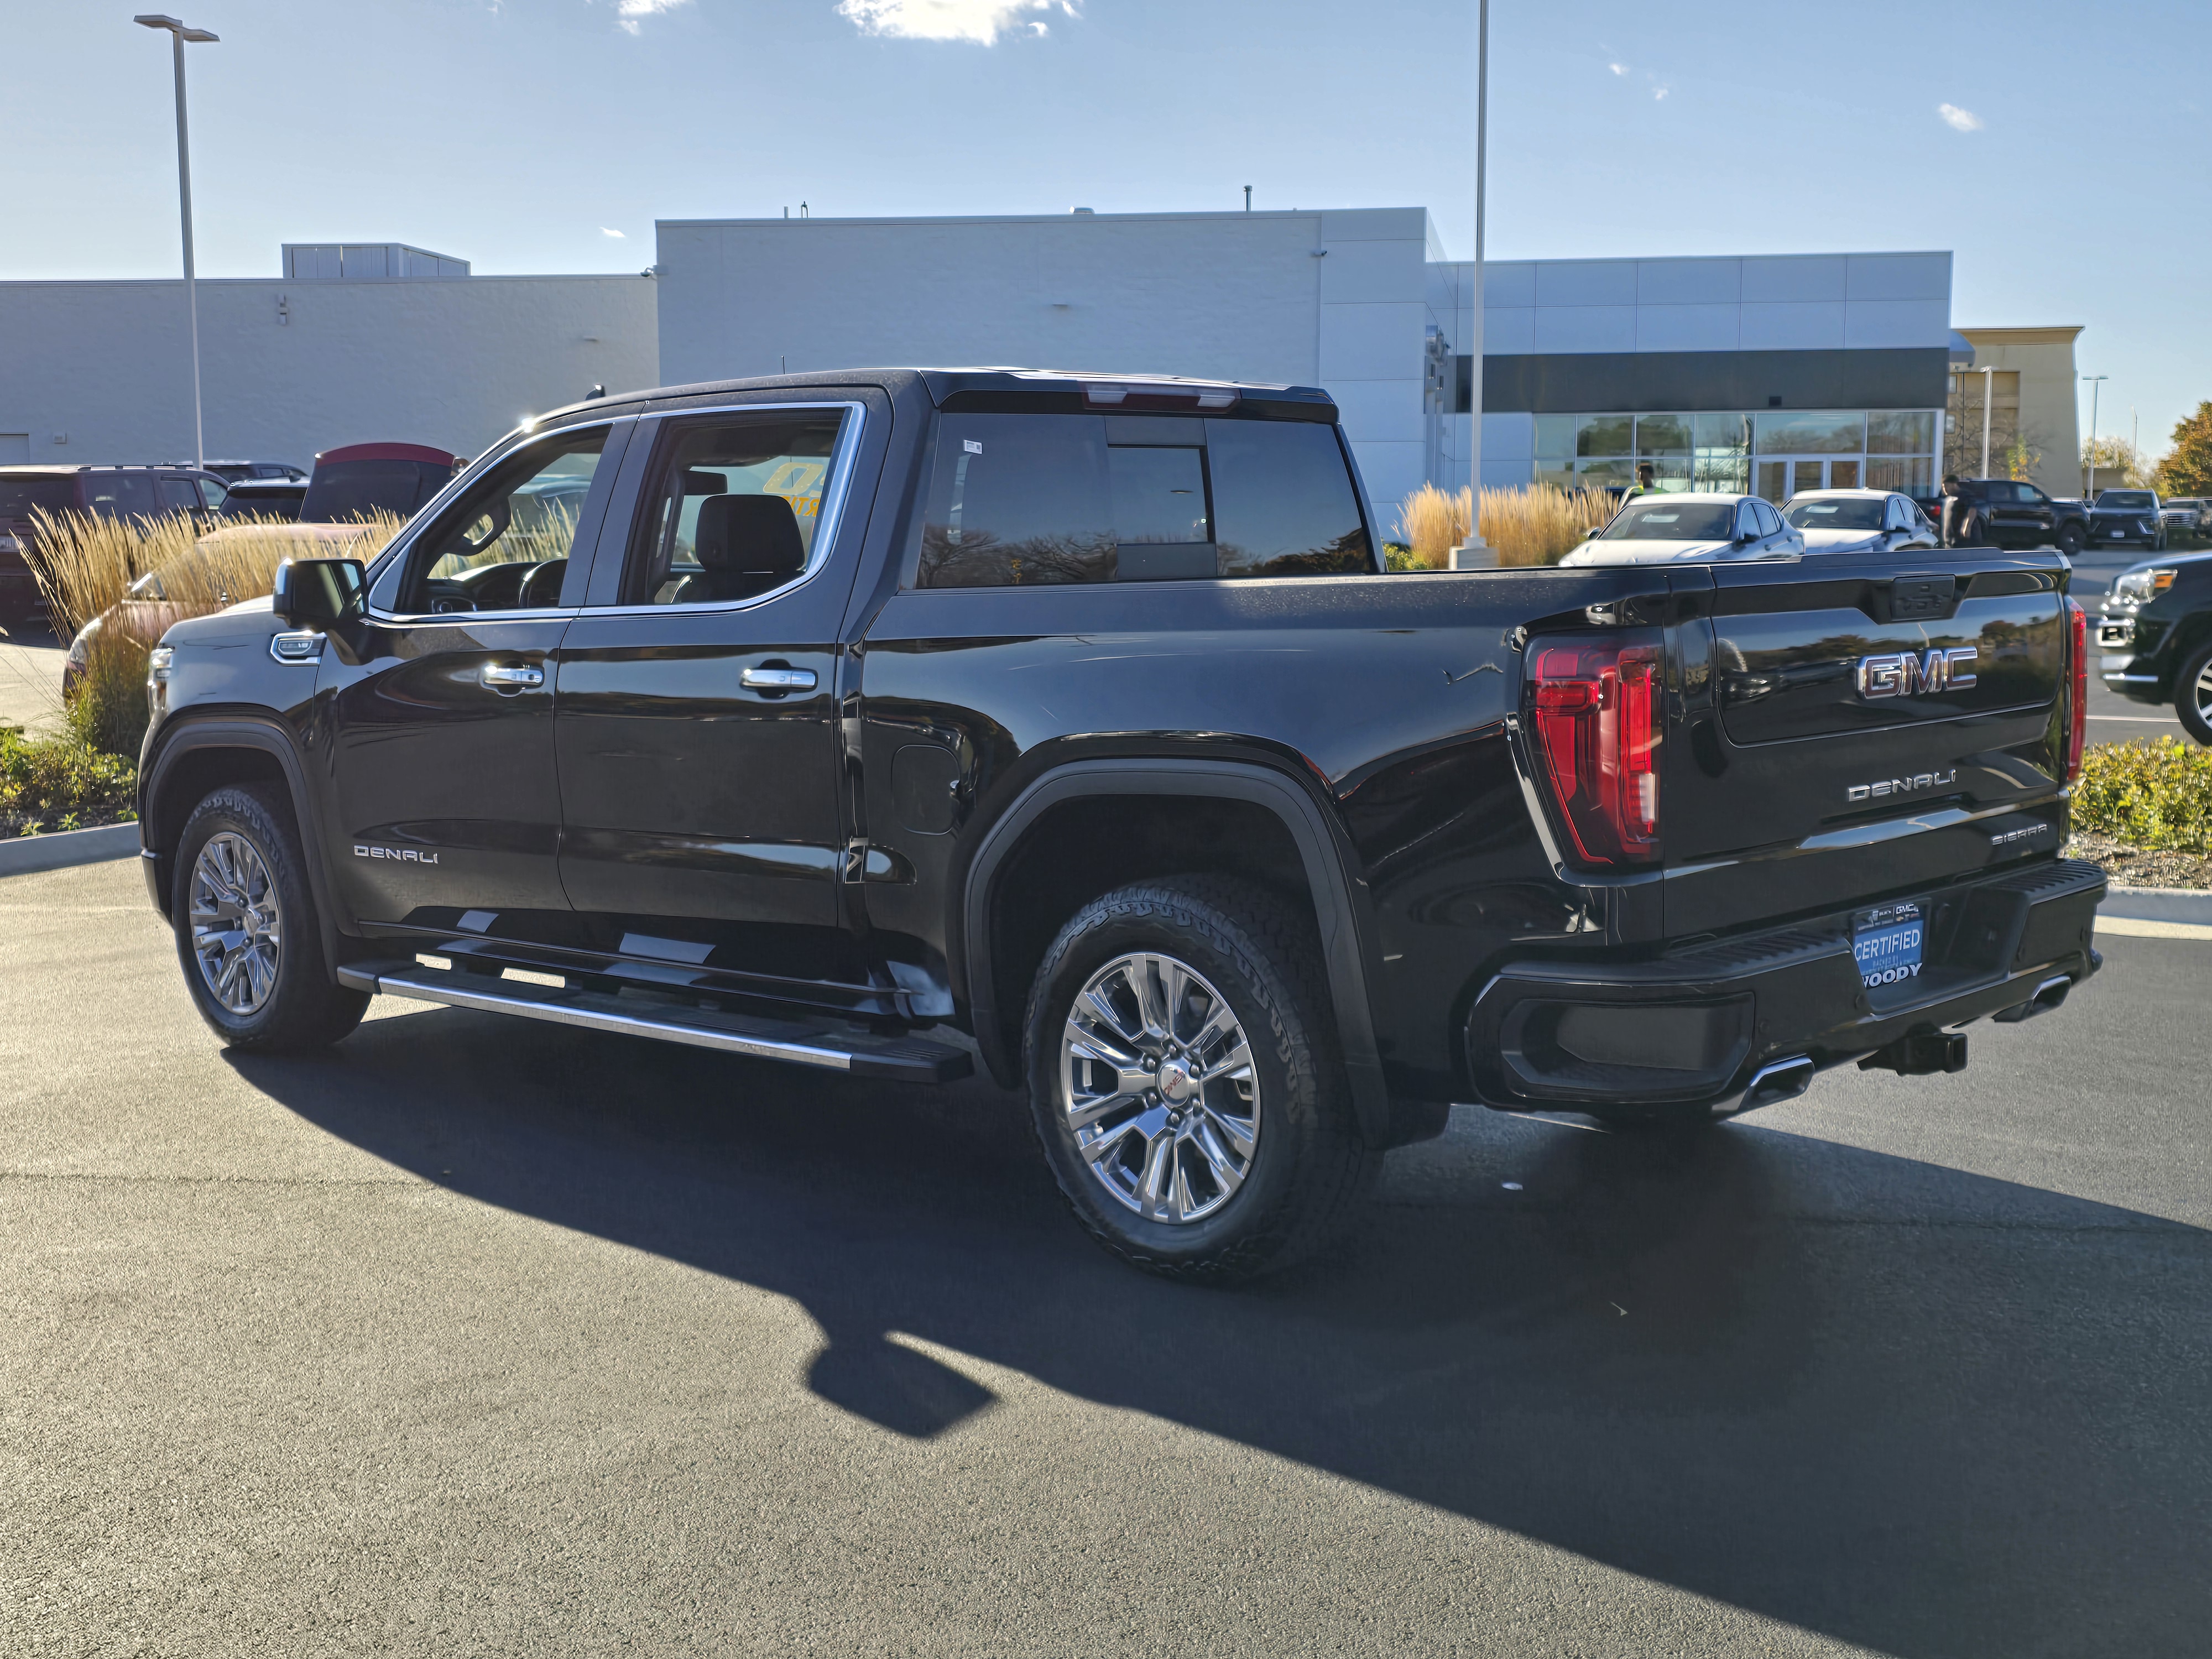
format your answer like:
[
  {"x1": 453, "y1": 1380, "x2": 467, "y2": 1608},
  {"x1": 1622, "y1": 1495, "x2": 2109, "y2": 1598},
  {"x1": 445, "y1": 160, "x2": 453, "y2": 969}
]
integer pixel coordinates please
[
  {"x1": 135, "y1": 14, "x2": 218, "y2": 471},
  {"x1": 1978, "y1": 364, "x2": 1995, "y2": 477},
  {"x1": 1452, "y1": 0, "x2": 1490, "y2": 564},
  {"x1": 2083, "y1": 375, "x2": 2107, "y2": 498}
]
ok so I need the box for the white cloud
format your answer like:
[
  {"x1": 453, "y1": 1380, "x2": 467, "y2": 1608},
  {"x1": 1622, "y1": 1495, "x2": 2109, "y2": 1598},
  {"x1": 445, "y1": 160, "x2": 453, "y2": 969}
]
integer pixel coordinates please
[
  {"x1": 836, "y1": 0, "x2": 1077, "y2": 45},
  {"x1": 617, "y1": 0, "x2": 691, "y2": 34},
  {"x1": 1938, "y1": 102, "x2": 1984, "y2": 132},
  {"x1": 1608, "y1": 61, "x2": 1627, "y2": 76},
  {"x1": 1652, "y1": 85, "x2": 1668, "y2": 100},
  {"x1": 601, "y1": 227, "x2": 627, "y2": 238}
]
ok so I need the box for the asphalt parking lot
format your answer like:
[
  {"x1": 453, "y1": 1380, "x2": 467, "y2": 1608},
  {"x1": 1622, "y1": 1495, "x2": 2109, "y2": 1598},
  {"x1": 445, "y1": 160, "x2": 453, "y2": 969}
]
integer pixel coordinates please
[{"x1": 4, "y1": 858, "x2": 2209, "y2": 1657}]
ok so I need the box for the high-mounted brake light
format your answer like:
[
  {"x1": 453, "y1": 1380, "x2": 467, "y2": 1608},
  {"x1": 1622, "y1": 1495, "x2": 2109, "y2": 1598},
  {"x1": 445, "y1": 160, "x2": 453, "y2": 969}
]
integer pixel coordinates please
[
  {"x1": 2065, "y1": 598, "x2": 2088, "y2": 785},
  {"x1": 1082, "y1": 380, "x2": 1240, "y2": 412},
  {"x1": 1526, "y1": 633, "x2": 1663, "y2": 867}
]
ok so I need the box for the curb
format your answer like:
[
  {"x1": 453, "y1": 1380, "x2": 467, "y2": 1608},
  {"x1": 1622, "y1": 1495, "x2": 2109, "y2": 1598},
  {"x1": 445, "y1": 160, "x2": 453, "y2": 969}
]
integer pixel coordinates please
[
  {"x1": 0, "y1": 822, "x2": 140, "y2": 879},
  {"x1": 2100, "y1": 885, "x2": 2212, "y2": 926}
]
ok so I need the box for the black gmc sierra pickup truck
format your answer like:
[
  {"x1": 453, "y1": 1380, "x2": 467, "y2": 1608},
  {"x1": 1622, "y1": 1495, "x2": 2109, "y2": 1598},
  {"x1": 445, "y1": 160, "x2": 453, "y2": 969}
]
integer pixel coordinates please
[{"x1": 137, "y1": 367, "x2": 2107, "y2": 1280}]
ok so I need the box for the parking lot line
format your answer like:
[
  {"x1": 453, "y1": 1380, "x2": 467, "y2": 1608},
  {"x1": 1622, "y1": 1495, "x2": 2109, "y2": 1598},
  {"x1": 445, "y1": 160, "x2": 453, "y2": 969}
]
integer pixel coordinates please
[{"x1": 2097, "y1": 915, "x2": 2212, "y2": 941}]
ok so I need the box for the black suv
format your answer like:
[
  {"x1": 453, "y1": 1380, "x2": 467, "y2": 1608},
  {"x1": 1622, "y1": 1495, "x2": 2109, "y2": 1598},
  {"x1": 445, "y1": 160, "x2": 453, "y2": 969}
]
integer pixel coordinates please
[
  {"x1": 1916, "y1": 478, "x2": 2089, "y2": 554},
  {"x1": 2088, "y1": 489, "x2": 2165, "y2": 552},
  {"x1": 135, "y1": 367, "x2": 2107, "y2": 1280},
  {"x1": 0, "y1": 464, "x2": 230, "y2": 624},
  {"x1": 2098, "y1": 550, "x2": 2212, "y2": 742}
]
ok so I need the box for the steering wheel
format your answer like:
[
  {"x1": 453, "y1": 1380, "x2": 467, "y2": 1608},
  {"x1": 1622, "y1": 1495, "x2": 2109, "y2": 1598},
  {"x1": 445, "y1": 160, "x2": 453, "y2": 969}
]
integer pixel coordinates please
[{"x1": 515, "y1": 558, "x2": 567, "y2": 608}]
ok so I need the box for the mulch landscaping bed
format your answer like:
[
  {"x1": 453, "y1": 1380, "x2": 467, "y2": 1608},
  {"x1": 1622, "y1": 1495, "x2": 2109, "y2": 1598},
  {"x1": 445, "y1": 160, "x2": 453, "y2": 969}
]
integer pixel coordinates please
[{"x1": 2065, "y1": 832, "x2": 2212, "y2": 891}]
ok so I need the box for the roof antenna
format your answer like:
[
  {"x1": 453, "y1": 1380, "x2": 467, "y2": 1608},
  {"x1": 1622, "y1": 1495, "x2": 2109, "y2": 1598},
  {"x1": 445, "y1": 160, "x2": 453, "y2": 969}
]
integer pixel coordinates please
[{"x1": 1244, "y1": 185, "x2": 1252, "y2": 212}]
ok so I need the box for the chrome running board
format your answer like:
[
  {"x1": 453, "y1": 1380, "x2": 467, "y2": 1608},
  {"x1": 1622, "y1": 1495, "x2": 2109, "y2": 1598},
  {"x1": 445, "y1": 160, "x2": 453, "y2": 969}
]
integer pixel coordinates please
[{"x1": 336, "y1": 959, "x2": 972, "y2": 1084}]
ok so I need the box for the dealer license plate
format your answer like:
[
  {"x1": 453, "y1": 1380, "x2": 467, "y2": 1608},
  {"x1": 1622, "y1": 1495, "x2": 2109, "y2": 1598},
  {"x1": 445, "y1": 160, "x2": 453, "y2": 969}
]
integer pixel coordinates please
[
  {"x1": 1853, "y1": 902, "x2": 1924, "y2": 989},
  {"x1": 2109, "y1": 529, "x2": 2128, "y2": 540}
]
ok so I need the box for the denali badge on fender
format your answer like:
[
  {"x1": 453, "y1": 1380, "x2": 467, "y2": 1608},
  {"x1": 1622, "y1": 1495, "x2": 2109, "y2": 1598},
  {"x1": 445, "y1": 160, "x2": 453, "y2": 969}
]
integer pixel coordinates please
[
  {"x1": 1856, "y1": 646, "x2": 1978, "y2": 700},
  {"x1": 354, "y1": 844, "x2": 440, "y2": 864},
  {"x1": 1847, "y1": 769, "x2": 1958, "y2": 804}
]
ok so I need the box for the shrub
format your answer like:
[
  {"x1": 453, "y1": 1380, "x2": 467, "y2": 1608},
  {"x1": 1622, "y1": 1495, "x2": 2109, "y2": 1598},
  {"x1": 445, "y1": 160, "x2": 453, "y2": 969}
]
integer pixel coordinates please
[
  {"x1": 0, "y1": 727, "x2": 137, "y2": 837},
  {"x1": 1396, "y1": 485, "x2": 1471, "y2": 568},
  {"x1": 62, "y1": 626, "x2": 156, "y2": 760},
  {"x1": 2074, "y1": 738, "x2": 2212, "y2": 854}
]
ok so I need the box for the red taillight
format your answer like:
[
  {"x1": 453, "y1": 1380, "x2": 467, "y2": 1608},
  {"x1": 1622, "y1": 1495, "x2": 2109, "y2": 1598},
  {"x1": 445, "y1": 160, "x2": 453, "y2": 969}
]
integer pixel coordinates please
[
  {"x1": 1526, "y1": 634, "x2": 1663, "y2": 866},
  {"x1": 2066, "y1": 598, "x2": 2089, "y2": 784}
]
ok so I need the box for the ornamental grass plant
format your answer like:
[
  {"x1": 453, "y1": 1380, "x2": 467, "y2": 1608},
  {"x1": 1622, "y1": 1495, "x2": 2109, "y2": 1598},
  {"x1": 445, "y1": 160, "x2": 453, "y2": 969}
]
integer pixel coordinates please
[
  {"x1": 1392, "y1": 483, "x2": 1619, "y2": 570},
  {"x1": 24, "y1": 508, "x2": 401, "y2": 759}
]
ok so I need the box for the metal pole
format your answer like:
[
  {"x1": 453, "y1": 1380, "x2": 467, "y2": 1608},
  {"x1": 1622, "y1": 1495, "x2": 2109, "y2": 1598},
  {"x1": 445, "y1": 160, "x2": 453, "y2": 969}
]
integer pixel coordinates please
[
  {"x1": 1453, "y1": 0, "x2": 1489, "y2": 561},
  {"x1": 171, "y1": 29, "x2": 203, "y2": 469},
  {"x1": 2084, "y1": 377, "x2": 2105, "y2": 497},
  {"x1": 1979, "y1": 365, "x2": 1993, "y2": 477}
]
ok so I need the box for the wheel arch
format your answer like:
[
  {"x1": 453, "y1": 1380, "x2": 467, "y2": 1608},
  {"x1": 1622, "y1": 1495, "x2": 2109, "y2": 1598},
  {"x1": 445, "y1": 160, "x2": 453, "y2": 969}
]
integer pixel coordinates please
[
  {"x1": 958, "y1": 759, "x2": 1392, "y2": 1146},
  {"x1": 142, "y1": 716, "x2": 345, "y2": 972}
]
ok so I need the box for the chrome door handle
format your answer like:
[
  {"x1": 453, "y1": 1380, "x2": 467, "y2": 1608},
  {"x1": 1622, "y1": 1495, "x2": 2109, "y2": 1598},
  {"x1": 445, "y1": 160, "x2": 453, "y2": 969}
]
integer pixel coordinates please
[
  {"x1": 480, "y1": 662, "x2": 544, "y2": 688},
  {"x1": 740, "y1": 666, "x2": 817, "y2": 692}
]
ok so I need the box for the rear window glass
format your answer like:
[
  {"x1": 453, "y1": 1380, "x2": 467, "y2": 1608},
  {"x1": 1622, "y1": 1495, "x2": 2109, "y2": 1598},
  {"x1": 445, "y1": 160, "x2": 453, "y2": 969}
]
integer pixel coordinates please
[
  {"x1": 915, "y1": 413, "x2": 1370, "y2": 588},
  {"x1": 302, "y1": 459, "x2": 448, "y2": 522},
  {"x1": 0, "y1": 476, "x2": 77, "y2": 517}
]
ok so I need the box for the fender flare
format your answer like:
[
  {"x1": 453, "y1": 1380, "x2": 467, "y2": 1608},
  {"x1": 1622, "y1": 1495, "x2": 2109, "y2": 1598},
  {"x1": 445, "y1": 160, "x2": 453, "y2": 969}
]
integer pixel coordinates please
[
  {"x1": 141, "y1": 715, "x2": 346, "y2": 974},
  {"x1": 959, "y1": 759, "x2": 1392, "y2": 1146}
]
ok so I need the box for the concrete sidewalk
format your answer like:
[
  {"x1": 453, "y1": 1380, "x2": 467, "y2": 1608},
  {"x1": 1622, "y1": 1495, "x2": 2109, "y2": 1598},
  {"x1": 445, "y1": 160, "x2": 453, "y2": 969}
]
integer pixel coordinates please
[{"x1": 0, "y1": 619, "x2": 65, "y2": 736}]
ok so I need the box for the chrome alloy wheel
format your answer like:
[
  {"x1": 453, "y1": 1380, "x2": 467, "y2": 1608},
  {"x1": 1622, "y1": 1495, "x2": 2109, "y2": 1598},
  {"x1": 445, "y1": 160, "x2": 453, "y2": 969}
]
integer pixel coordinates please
[
  {"x1": 188, "y1": 831, "x2": 282, "y2": 1015},
  {"x1": 1060, "y1": 951, "x2": 1260, "y2": 1224},
  {"x1": 2194, "y1": 659, "x2": 2212, "y2": 729}
]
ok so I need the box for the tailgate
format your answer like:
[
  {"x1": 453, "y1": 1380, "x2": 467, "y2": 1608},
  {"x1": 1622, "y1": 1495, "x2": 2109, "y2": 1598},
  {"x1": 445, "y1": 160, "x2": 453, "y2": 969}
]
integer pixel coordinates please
[{"x1": 1663, "y1": 552, "x2": 2072, "y2": 935}]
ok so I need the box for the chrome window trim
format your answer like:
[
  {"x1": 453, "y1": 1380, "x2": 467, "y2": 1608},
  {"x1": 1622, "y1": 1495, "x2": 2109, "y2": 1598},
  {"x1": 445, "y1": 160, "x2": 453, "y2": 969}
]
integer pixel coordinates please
[
  {"x1": 569, "y1": 399, "x2": 868, "y2": 618},
  {"x1": 364, "y1": 415, "x2": 624, "y2": 624}
]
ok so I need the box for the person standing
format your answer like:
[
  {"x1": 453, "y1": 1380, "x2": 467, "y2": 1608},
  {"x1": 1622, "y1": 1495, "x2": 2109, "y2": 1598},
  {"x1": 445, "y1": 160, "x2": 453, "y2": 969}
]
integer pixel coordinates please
[
  {"x1": 1622, "y1": 461, "x2": 1662, "y2": 503},
  {"x1": 1938, "y1": 474, "x2": 1986, "y2": 548}
]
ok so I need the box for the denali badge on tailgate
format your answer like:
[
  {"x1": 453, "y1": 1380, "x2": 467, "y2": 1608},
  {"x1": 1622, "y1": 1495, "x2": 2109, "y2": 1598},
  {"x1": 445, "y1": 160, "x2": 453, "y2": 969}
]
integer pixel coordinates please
[
  {"x1": 1856, "y1": 646, "x2": 1978, "y2": 700},
  {"x1": 1847, "y1": 769, "x2": 1958, "y2": 804}
]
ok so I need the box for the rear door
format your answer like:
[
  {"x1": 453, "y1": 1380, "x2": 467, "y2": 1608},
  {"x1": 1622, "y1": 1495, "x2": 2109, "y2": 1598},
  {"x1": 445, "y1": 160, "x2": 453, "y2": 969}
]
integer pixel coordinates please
[
  {"x1": 551, "y1": 398, "x2": 875, "y2": 995},
  {"x1": 1663, "y1": 551, "x2": 2070, "y2": 936}
]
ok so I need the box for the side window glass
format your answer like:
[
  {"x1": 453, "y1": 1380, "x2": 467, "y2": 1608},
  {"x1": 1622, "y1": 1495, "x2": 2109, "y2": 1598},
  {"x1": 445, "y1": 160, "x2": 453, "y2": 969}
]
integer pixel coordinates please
[
  {"x1": 1206, "y1": 419, "x2": 1372, "y2": 578},
  {"x1": 918, "y1": 414, "x2": 1114, "y2": 588},
  {"x1": 86, "y1": 473, "x2": 156, "y2": 520},
  {"x1": 623, "y1": 411, "x2": 849, "y2": 606},
  {"x1": 158, "y1": 477, "x2": 202, "y2": 513},
  {"x1": 405, "y1": 427, "x2": 607, "y2": 614},
  {"x1": 199, "y1": 476, "x2": 228, "y2": 509},
  {"x1": 1759, "y1": 500, "x2": 1785, "y2": 536}
]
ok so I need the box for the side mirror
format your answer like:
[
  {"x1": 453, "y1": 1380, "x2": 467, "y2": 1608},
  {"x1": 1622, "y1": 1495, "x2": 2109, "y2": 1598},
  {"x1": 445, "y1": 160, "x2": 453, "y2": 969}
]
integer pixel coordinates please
[{"x1": 271, "y1": 557, "x2": 364, "y2": 629}]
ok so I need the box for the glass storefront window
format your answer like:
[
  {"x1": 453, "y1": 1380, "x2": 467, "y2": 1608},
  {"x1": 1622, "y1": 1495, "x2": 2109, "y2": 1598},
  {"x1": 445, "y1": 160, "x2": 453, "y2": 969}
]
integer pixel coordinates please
[
  {"x1": 1535, "y1": 460, "x2": 1578, "y2": 492},
  {"x1": 1577, "y1": 457, "x2": 1635, "y2": 488},
  {"x1": 1577, "y1": 414, "x2": 1632, "y2": 457},
  {"x1": 1867, "y1": 411, "x2": 1936, "y2": 456},
  {"x1": 1866, "y1": 456, "x2": 1934, "y2": 494},
  {"x1": 1535, "y1": 414, "x2": 1575, "y2": 459},
  {"x1": 1693, "y1": 413, "x2": 1750, "y2": 456},
  {"x1": 1634, "y1": 413, "x2": 1692, "y2": 457},
  {"x1": 1694, "y1": 453, "x2": 1751, "y2": 493},
  {"x1": 1752, "y1": 410, "x2": 1866, "y2": 455}
]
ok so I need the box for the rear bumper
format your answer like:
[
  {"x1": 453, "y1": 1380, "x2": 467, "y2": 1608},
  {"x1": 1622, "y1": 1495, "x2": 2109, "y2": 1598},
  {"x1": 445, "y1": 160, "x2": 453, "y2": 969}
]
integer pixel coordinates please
[{"x1": 1465, "y1": 859, "x2": 2106, "y2": 1117}]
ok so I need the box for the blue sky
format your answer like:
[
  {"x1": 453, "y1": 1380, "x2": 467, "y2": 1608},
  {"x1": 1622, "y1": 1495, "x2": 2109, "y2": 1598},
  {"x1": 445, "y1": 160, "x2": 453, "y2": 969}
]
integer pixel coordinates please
[{"x1": 4, "y1": 0, "x2": 2205, "y2": 455}]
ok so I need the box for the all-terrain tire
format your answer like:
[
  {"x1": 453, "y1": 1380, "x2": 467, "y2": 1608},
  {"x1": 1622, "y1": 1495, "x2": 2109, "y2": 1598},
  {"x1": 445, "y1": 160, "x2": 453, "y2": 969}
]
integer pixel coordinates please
[
  {"x1": 173, "y1": 784, "x2": 368, "y2": 1051},
  {"x1": 2176, "y1": 640, "x2": 2212, "y2": 748},
  {"x1": 1022, "y1": 875, "x2": 1373, "y2": 1284},
  {"x1": 2055, "y1": 521, "x2": 2085, "y2": 557}
]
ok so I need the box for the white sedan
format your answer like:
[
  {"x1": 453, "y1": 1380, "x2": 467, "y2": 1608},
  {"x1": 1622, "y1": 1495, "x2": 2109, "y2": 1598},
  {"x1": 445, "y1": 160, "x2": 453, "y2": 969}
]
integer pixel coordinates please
[
  {"x1": 1560, "y1": 493, "x2": 1803, "y2": 566},
  {"x1": 1782, "y1": 488, "x2": 1939, "y2": 554}
]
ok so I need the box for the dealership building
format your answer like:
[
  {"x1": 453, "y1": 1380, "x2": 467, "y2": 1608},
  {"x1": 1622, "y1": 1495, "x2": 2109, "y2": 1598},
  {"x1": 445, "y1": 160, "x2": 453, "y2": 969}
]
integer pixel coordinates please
[{"x1": 1, "y1": 207, "x2": 2073, "y2": 520}]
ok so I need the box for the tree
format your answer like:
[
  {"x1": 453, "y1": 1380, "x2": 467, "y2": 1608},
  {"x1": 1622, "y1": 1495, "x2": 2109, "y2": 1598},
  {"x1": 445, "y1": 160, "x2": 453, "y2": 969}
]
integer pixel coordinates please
[
  {"x1": 2154, "y1": 401, "x2": 2212, "y2": 498},
  {"x1": 2081, "y1": 435, "x2": 2160, "y2": 491}
]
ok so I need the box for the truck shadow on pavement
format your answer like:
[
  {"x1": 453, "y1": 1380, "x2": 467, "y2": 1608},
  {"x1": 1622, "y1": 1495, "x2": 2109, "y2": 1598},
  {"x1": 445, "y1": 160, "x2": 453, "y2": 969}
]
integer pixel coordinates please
[{"x1": 230, "y1": 1008, "x2": 2212, "y2": 1659}]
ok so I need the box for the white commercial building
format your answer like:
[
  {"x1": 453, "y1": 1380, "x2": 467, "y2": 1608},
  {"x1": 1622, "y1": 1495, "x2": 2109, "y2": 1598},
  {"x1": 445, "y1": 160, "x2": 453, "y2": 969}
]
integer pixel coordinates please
[{"x1": 2, "y1": 207, "x2": 1966, "y2": 525}]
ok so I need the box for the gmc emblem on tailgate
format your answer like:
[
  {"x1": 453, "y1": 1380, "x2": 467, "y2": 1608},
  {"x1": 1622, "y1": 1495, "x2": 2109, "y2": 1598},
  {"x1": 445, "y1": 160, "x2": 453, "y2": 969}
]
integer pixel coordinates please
[{"x1": 1856, "y1": 646, "x2": 1978, "y2": 700}]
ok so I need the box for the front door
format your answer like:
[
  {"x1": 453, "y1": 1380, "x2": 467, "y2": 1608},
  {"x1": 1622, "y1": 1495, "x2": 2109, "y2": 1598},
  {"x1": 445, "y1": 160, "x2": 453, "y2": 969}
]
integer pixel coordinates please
[
  {"x1": 1756, "y1": 456, "x2": 1863, "y2": 502},
  {"x1": 553, "y1": 403, "x2": 867, "y2": 989},
  {"x1": 317, "y1": 419, "x2": 628, "y2": 935}
]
